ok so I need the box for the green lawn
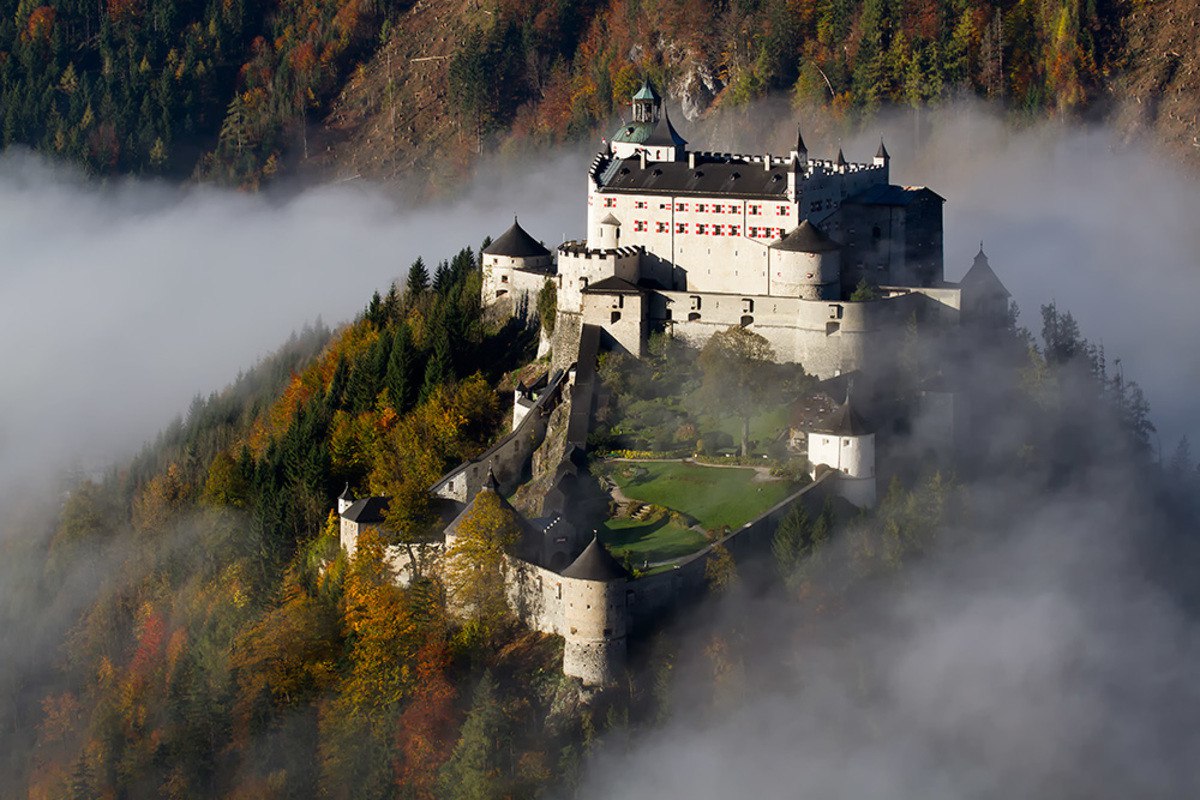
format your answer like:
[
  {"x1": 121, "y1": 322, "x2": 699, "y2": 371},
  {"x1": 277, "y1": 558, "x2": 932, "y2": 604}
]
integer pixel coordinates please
[
  {"x1": 600, "y1": 515, "x2": 708, "y2": 565},
  {"x1": 712, "y1": 404, "x2": 792, "y2": 451},
  {"x1": 609, "y1": 461, "x2": 798, "y2": 530}
]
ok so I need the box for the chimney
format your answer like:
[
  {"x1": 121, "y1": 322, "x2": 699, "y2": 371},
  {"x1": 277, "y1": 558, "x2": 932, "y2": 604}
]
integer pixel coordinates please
[
  {"x1": 688, "y1": 151, "x2": 695, "y2": 169},
  {"x1": 764, "y1": 155, "x2": 771, "y2": 172},
  {"x1": 640, "y1": 149, "x2": 647, "y2": 170}
]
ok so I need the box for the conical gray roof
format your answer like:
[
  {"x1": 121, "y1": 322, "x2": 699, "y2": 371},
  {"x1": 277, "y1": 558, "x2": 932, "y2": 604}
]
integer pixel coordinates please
[
  {"x1": 642, "y1": 106, "x2": 687, "y2": 149},
  {"x1": 836, "y1": 147, "x2": 847, "y2": 167},
  {"x1": 960, "y1": 246, "x2": 1010, "y2": 298},
  {"x1": 770, "y1": 220, "x2": 841, "y2": 253},
  {"x1": 814, "y1": 397, "x2": 871, "y2": 436},
  {"x1": 796, "y1": 125, "x2": 808, "y2": 155},
  {"x1": 483, "y1": 218, "x2": 551, "y2": 258},
  {"x1": 561, "y1": 536, "x2": 630, "y2": 581},
  {"x1": 876, "y1": 139, "x2": 890, "y2": 160},
  {"x1": 632, "y1": 79, "x2": 660, "y2": 102}
]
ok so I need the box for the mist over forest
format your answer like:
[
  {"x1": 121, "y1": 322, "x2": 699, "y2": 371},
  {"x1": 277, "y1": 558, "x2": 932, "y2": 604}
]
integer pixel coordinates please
[{"x1": 2, "y1": 98, "x2": 1198, "y2": 799}]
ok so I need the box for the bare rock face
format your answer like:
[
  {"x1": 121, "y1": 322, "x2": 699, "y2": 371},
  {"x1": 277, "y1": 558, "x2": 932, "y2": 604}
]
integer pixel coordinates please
[{"x1": 672, "y1": 62, "x2": 721, "y2": 121}]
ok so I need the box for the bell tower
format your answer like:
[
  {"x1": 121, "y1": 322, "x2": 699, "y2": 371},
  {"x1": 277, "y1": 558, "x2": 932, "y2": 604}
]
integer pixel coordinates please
[{"x1": 631, "y1": 79, "x2": 660, "y2": 123}]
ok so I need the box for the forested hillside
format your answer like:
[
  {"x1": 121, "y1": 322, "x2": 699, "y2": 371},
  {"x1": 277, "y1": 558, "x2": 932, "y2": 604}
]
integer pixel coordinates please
[{"x1": 2, "y1": 0, "x2": 1190, "y2": 188}]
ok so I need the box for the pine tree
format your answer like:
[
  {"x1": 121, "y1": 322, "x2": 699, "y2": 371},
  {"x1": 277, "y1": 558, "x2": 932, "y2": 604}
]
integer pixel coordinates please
[
  {"x1": 438, "y1": 672, "x2": 506, "y2": 800},
  {"x1": 433, "y1": 261, "x2": 452, "y2": 296},
  {"x1": 406, "y1": 256, "x2": 430, "y2": 299},
  {"x1": 385, "y1": 322, "x2": 417, "y2": 413},
  {"x1": 420, "y1": 329, "x2": 452, "y2": 403}
]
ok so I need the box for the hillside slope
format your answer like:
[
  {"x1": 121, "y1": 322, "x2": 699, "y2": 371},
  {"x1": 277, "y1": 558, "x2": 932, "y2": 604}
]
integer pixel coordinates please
[{"x1": 1112, "y1": 0, "x2": 1200, "y2": 160}]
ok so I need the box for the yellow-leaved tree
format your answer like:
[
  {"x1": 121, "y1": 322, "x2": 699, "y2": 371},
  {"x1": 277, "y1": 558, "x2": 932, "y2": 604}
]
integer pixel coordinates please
[{"x1": 441, "y1": 490, "x2": 521, "y2": 643}]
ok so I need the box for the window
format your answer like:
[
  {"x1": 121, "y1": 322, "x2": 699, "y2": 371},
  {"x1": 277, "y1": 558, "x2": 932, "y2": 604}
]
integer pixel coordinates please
[
  {"x1": 688, "y1": 312, "x2": 701, "y2": 321},
  {"x1": 580, "y1": 277, "x2": 589, "y2": 288},
  {"x1": 676, "y1": 222, "x2": 688, "y2": 234},
  {"x1": 696, "y1": 224, "x2": 708, "y2": 235},
  {"x1": 740, "y1": 315, "x2": 753, "y2": 327},
  {"x1": 777, "y1": 205, "x2": 790, "y2": 216},
  {"x1": 690, "y1": 295, "x2": 701, "y2": 310},
  {"x1": 843, "y1": 439, "x2": 851, "y2": 445},
  {"x1": 604, "y1": 197, "x2": 617, "y2": 208},
  {"x1": 742, "y1": 298, "x2": 754, "y2": 313},
  {"x1": 729, "y1": 205, "x2": 741, "y2": 215},
  {"x1": 633, "y1": 220, "x2": 647, "y2": 232},
  {"x1": 656, "y1": 221, "x2": 669, "y2": 233},
  {"x1": 713, "y1": 203, "x2": 723, "y2": 213},
  {"x1": 676, "y1": 202, "x2": 689, "y2": 211},
  {"x1": 696, "y1": 203, "x2": 707, "y2": 212},
  {"x1": 749, "y1": 204, "x2": 762, "y2": 216},
  {"x1": 713, "y1": 225, "x2": 724, "y2": 236},
  {"x1": 500, "y1": 274, "x2": 508, "y2": 283},
  {"x1": 730, "y1": 226, "x2": 740, "y2": 236},
  {"x1": 635, "y1": 200, "x2": 648, "y2": 209},
  {"x1": 611, "y1": 311, "x2": 622, "y2": 323}
]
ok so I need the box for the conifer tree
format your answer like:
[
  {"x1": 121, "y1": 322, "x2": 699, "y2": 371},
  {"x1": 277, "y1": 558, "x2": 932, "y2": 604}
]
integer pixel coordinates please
[
  {"x1": 438, "y1": 672, "x2": 506, "y2": 800},
  {"x1": 420, "y1": 330, "x2": 452, "y2": 404},
  {"x1": 385, "y1": 322, "x2": 417, "y2": 413},
  {"x1": 406, "y1": 257, "x2": 430, "y2": 299}
]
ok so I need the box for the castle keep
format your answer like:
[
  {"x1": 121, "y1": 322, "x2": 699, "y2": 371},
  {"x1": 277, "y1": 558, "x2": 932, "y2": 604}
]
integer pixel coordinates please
[
  {"x1": 340, "y1": 81, "x2": 1009, "y2": 688},
  {"x1": 483, "y1": 79, "x2": 1002, "y2": 377}
]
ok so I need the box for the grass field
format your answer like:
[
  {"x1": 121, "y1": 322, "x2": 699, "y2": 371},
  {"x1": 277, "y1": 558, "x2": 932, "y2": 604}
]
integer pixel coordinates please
[
  {"x1": 600, "y1": 515, "x2": 708, "y2": 565},
  {"x1": 609, "y1": 461, "x2": 798, "y2": 531}
]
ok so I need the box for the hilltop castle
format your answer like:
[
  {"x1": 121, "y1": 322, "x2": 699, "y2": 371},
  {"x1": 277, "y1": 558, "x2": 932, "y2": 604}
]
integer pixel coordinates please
[
  {"x1": 337, "y1": 82, "x2": 1009, "y2": 689},
  {"x1": 481, "y1": 79, "x2": 1008, "y2": 377}
]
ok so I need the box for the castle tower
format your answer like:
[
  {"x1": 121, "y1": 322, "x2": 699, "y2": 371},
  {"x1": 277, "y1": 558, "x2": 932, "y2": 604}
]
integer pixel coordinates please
[
  {"x1": 768, "y1": 220, "x2": 842, "y2": 300},
  {"x1": 560, "y1": 536, "x2": 630, "y2": 687},
  {"x1": 609, "y1": 80, "x2": 686, "y2": 161},
  {"x1": 959, "y1": 244, "x2": 1011, "y2": 326},
  {"x1": 873, "y1": 138, "x2": 890, "y2": 181},
  {"x1": 481, "y1": 217, "x2": 553, "y2": 307},
  {"x1": 807, "y1": 393, "x2": 876, "y2": 508},
  {"x1": 337, "y1": 483, "x2": 353, "y2": 515},
  {"x1": 794, "y1": 125, "x2": 809, "y2": 168}
]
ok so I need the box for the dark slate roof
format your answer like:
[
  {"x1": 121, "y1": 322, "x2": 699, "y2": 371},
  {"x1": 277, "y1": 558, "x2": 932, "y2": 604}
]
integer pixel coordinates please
[
  {"x1": 960, "y1": 247, "x2": 1011, "y2": 298},
  {"x1": 642, "y1": 107, "x2": 687, "y2": 148},
  {"x1": 813, "y1": 398, "x2": 871, "y2": 436},
  {"x1": 796, "y1": 126, "x2": 807, "y2": 155},
  {"x1": 770, "y1": 220, "x2": 841, "y2": 253},
  {"x1": 876, "y1": 139, "x2": 890, "y2": 160},
  {"x1": 845, "y1": 184, "x2": 945, "y2": 207},
  {"x1": 342, "y1": 496, "x2": 390, "y2": 524},
  {"x1": 597, "y1": 156, "x2": 790, "y2": 198},
  {"x1": 483, "y1": 219, "x2": 551, "y2": 258},
  {"x1": 600, "y1": 213, "x2": 621, "y2": 226},
  {"x1": 836, "y1": 148, "x2": 847, "y2": 167},
  {"x1": 581, "y1": 275, "x2": 644, "y2": 295},
  {"x1": 338, "y1": 483, "x2": 352, "y2": 501},
  {"x1": 611, "y1": 120, "x2": 657, "y2": 145},
  {"x1": 562, "y1": 536, "x2": 631, "y2": 581}
]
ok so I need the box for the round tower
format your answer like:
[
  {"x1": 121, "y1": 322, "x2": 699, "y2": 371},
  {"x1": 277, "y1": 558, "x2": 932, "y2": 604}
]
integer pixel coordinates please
[
  {"x1": 806, "y1": 393, "x2": 876, "y2": 508},
  {"x1": 769, "y1": 221, "x2": 842, "y2": 300},
  {"x1": 559, "y1": 537, "x2": 630, "y2": 687},
  {"x1": 595, "y1": 213, "x2": 621, "y2": 250},
  {"x1": 481, "y1": 217, "x2": 553, "y2": 303}
]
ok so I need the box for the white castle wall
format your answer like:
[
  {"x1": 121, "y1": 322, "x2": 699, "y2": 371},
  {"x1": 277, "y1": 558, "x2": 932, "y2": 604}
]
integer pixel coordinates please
[
  {"x1": 556, "y1": 245, "x2": 642, "y2": 313},
  {"x1": 808, "y1": 431, "x2": 876, "y2": 508}
]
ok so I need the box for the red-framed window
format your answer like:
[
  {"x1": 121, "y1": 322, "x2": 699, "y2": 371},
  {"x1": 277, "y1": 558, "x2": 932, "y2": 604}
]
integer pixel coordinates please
[
  {"x1": 633, "y1": 220, "x2": 647, "y2": 232},
  {"x1": 776, "y1": 205, "x2": 790, "y2": 216},
  {"x1": 696, "y1": 203, "x2": 707, "y2": 212},
  {"x1": 676, "y1": 202, "x2": 689, "y2": 211},
  {"x1": 635, "y1": 200, "x2": 648, "y2": 209},
  {"x1": 676, "y1": 223, "x2": 688, "y2": 234},
  {"x1": 604, "y1": 197, "x2": 617, "y2": 208},
  {"x1": 730, "y1": 225, "x2": 741, "y2": 236},
  {"x1": 655, "y1": 221, "x2": 669, "y2": 233},
  {"x1": 713, "y1": 225, "x2": 724, "y2": 236},
  {"x1": 696, "y1": 223, "x2": 708, "y2": 235},
  {"x1": 749, "y1": 204, "x2": 762, "y2": 215}
]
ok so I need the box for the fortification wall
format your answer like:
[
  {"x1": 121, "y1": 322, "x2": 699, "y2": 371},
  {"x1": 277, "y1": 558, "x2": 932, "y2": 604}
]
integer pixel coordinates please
[
  {"x1": 431, "y1": 369, "x2": 569, "y2": 502},
  {"x1": 652, "y1": 291, "x2": 925, "y2": 378}
]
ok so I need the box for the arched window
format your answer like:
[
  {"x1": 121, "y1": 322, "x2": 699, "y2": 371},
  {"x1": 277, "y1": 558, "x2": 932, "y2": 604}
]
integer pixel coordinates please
[{"x1": 740, "y1": 315, "x2": 753, "y2": 327}]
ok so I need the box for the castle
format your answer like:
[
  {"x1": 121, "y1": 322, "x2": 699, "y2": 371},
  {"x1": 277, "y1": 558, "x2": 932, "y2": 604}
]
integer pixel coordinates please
[
  {"x1": 481, "y1": 79, "x2": 1008, "y2": 378},
  {"x1": 337, "y1": 82, "x2": 1008, "y2": 688}
]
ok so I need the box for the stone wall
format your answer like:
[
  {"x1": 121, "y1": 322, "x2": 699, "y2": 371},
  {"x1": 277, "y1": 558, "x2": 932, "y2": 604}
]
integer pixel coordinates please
[{"x1": 431, "y1": 369, "x2": 569, "y2": 502}]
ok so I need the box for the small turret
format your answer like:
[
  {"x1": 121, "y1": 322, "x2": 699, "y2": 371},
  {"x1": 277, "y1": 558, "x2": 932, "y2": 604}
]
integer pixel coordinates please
[
  {"x1": 873, "y1": 138, "x2": 890, "y2": 166},
  {"x1": 794, "y1": 125, "x2": 809, "y2": 167},
  {"x1": 337, "y1": 483, "x2": 353, "y2": 515},
  {"x1": 597, "y1": 213, "x2": 621, "y2": 250},
  {"x1": 631, "y1": 79, "x2": 661, "y2": 124},
  {"x1": 835, "y1": 146, "x2": 847, "y2": 171}
]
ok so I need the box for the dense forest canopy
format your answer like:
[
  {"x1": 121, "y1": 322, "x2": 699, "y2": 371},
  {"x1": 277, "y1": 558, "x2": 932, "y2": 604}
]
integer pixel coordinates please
[{"x1": 0, "y1": 0, "x2": 1134, "y2": 185}]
